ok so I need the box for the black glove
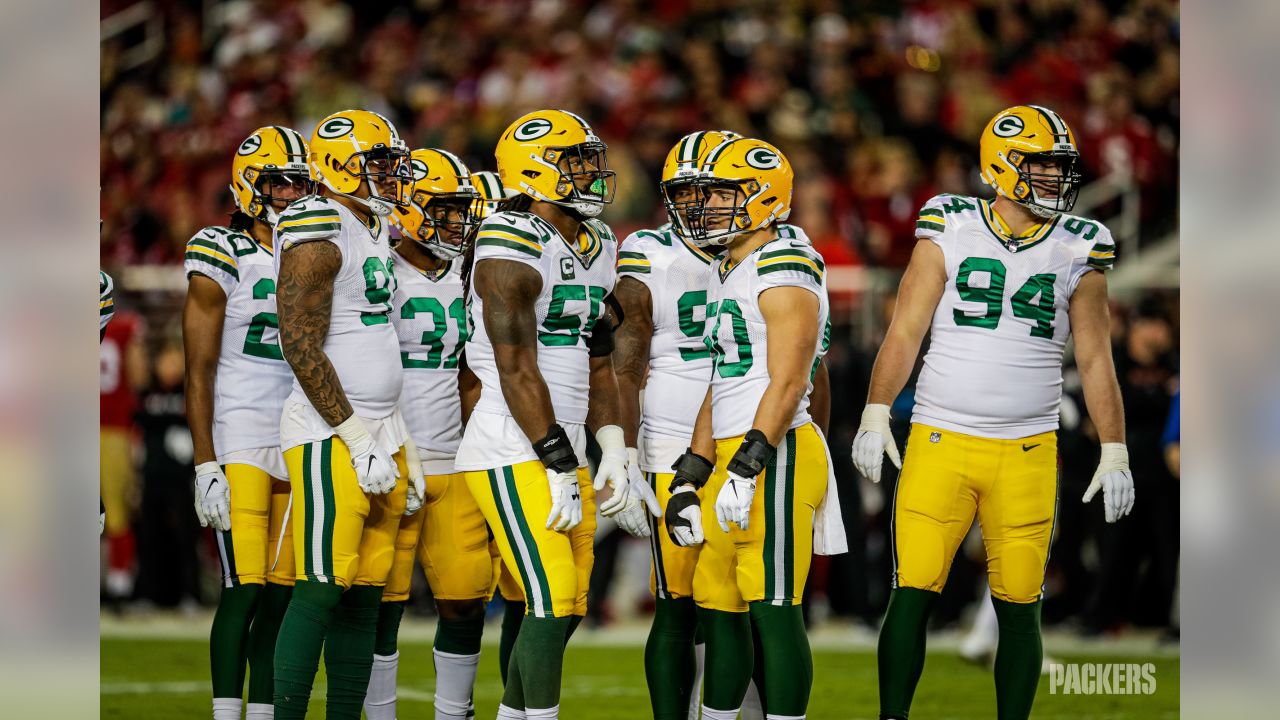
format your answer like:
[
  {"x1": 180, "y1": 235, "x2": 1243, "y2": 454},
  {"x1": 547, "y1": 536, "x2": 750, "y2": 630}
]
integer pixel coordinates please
[
  {"x1": 668, "y1": 449, "x2": 715, "y2": 492},
  {"x1": 726, "y1": 429, "x2": 775, "y2": 480}
]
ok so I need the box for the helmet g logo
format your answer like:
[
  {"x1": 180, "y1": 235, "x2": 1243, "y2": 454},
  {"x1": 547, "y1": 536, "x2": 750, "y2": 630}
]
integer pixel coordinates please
[
  {"x1": 411, "y1": 159, "x2": 428, "y2": 182},
  {"x1": 317, "y1": 117, "x2": 355, "y2": 139},
  {"x1": 237, "y1": 135, "x2": 262, "y2": 156},
  {"x1": 514, "y1": 118, "x2": 553, "y2": 142},
  {"x1": 745, "y1": 148, "x2": 781, "y2": 170},
  {"x1": 993, "y1": 115, "x2": 1025, "y2": 138}
]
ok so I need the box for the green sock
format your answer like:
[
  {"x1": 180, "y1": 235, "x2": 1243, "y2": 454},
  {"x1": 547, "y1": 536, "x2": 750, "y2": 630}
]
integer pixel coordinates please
[
  {"x1": 502, "y1": 615, "x2": 572, "y2": 711},
  {"x1": 748, "y1": 602, "x2": 812, "y2": 716},
  {"x1": 645, "y1": 598, "x2": 699, "y2": 720},
  {"x1": 696, "y1": 606, "x2": 753, "y2": 711},
  {"x1": 210, "y1": 583, "x2": 261, "y2": 699},
  {"x1": 992, "y1": 597, "x2": 1043, "y2": 720},
  {"x1": 749, "y1": 610, "x2": 768, "y2": 711},
  {"x1": 246, "y1": 582, "x2": 292, "y2": 705},
  {"x1": 375, "y1": 600, "x2": 407, "y2": 657},
  {"x1": 435, "y1": 613, "x2": 485, "y2": 655},
  {"x1": 323, "y1": 585, "x2": 383, "y2": 720},
  {"x1": 877, "y1": 587, "x2": 940, "y2": 719},
  {"x1": 273, "y1": 580, "x2": 343, "y2": 719},
  {"x1": 498, "y1": 600, "x2": 525, "y2": 686}
]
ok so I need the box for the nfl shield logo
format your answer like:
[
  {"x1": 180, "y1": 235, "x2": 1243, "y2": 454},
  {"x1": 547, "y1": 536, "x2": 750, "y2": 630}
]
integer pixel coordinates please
[{"x1": 929, "y1": 431, "x2": 941, "y2": 444}]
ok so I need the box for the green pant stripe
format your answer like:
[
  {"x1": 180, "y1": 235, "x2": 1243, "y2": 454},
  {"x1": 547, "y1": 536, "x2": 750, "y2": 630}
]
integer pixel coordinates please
[
  {"x1": 320, "y1": 439, "x2": 335, "y2": 580},
  {"x1": 301, "y1": 443, "x2": 315, "y2": 579},
  {"x1": 647, "y1": 472, "x2": 668, "y2": 599},
  {"x1": 764, "y1": 450, "x2": 777, "y2": 602},
  {"x1": 216, "y1": 464, "x2": 240, "y2": 587},
  {"x1": 783, "y1": 429, "x2": 796, "y2": 602},
  {"x1": 503, "y1": 466, "x2": 554, "y2": 615}
]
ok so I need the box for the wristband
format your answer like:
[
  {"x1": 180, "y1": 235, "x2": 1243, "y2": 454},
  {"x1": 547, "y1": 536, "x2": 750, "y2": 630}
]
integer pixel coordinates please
[
  {"x1": 669, "y1": 449, "x2": 715, "y2": 492},
  {"x1": 726, "y1": 429, "x2": 775, "y2": 479},
  {"x1": 534, "y1": 423, "x2": 579, "y2": 474}
]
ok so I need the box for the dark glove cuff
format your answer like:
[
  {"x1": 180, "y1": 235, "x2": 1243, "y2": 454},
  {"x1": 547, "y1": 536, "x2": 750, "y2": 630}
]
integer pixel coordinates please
[
  {"x1": 669, "y1": 449, "x2": 715, "y2": 492},
  {"x1": 726, "y1": 429, "x2": 775, "y2": 479},
  {"x1": 533, "y1": 423, "x2": 579, "y2": 474}
]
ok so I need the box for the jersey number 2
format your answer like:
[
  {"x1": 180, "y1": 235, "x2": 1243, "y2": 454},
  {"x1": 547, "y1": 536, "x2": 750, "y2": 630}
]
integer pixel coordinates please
[
  {"x1": 244, "y1": 278, "x2": 283, "y2": 360},
  {"x1": 953, "y1": 257, "x2": 1056, "y2": 338}
]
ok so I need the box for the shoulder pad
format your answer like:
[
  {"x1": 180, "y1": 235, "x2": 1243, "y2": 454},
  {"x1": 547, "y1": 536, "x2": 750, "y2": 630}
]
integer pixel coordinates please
[
  {"x1": 1058, "y1": 214, "x2": 1117, "y2": 271},
  {"x1": 185, "y1": 226, "x2": 242, "y2": 280},
  {"x1": 756, "y1": 241, "x2": 825, "y2": 284},
  {"x1": 776, "y1": 223, "x2": 812, "y2": 245},
  {"x1": 277, "y1": 196, "x2": 342, "y2": 247},
  {"x1": 475, "y1": 211, "x2": 548, "y2": 260}
]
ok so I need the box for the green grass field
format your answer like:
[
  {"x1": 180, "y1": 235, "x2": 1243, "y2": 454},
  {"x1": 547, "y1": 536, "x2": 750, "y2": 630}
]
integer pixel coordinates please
[{"x1": 102, "y1": 630, "x2": 1179, "y2": 719}]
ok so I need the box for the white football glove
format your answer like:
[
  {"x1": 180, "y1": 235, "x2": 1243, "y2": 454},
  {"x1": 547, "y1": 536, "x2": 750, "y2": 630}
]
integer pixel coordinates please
[
  {"x1": 664, "y1": 485, "x2": 704, "y2": 547},
  {"x1": 336, "y1": 415, "x2": 399, "y2": 495},
  {"x1": 546, "y1": 468, "x2": 583, "y2": 532},
  {"x1": 852, "y1": 404, "x2": 902, "y2": 483},
  {"x1": 715, "y1": 471, "x2": 757, "y2": 532},
  {"x1": 1083, "y1": 442, "x2": 1135, "y2": 523},
  {"x1": 612, "y1": 448, "x2": 662, "y2": 538},
  {"x1": 594, "y1": 425, "x2": 631, "y2": 516},
  {"x1": 403, "y1": 440, "x2": 426, "y2": 516},
  {"x1": 194, "y1": 461, "x2": 231, "y2": 532},
  {"x1": 100, "y1": 497, "x2": 105, "y2": 536}
]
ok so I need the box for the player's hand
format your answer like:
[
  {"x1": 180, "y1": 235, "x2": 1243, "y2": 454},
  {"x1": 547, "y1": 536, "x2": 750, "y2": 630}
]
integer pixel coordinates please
[
  {"x1": 594, "y1": 425, "x2": 631, "y2": 516},
  {"x1": 852, "y1": 404, "x2": 901, "y2": 483},
  {"x1": 715, "y1": 471, "x2": 757, "y2": 531},
  {"x1": 336, "y1": 415, "x2": 399, "y2": 495},
  {"x1": 1083, "y1": 442, "x2": 1135, "y2": 523},
  {"x1": 664, "y1": 485, "x2": 704, "y2": 547},
  {"x1": 613, "y1": 449, "x2": 661, "y2": 538},
  {"x1": 403, "y1": 441, "x2": 426, "y2": 516},
  {"x1": 194, "y1": 461, "x2": 231, "y2": 532},
  {"x1": 546, "y1": 468, "x2": 583, "y2": 532}
]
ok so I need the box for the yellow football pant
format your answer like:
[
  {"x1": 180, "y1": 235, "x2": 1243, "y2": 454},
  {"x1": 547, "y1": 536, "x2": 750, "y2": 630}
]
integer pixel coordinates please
[
  {"x1": 893, "y1": 424, "x2": 1058, "y2": 603},
  {"x1": 283, "y1": 437, "x2": 407, "y2": 589},
  {"x1": 648, "y1": 471, "x2": 701, "y2": 599},
  {"x1": 489, "y1": 540, "x2": 524, "y2": 603},
  {"x1": 466, "y1": 462, "x2": 595, "y2": 618},
  {"x1": 100, "y1": 429, "x2": 134, "y2": 536},
  {"x1": 382, "y1": 471, "x2": 494, "y2": 603},
  {"x1": 217, "y1": 464, "x2": 295, "y2": 587},
  {"x1": 693, "y1": 423, "x2": 829, "y2": 612}
]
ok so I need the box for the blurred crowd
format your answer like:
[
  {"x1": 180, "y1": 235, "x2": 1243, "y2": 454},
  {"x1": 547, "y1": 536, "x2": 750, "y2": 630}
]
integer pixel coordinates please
[
  {"x1": 101, "y1": 0, "x2": 1180, "y2": 638},
  {"x1": 101, "y1": 0, "x2": 1179, "y2": 269}
]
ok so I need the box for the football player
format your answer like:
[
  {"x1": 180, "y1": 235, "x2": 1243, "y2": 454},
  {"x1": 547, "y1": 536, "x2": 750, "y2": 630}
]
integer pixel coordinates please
[
  {"x1": 852, "y1": 105, "x2": 1133, "y2": 720},
  {"x1": 362, "y1": 148, "x2": 484, "y2": 720},
  {"x1": 99, "y1": 269, "x2": 114, "y2": 534},
  {"x1": 183, "y1": 126, "x2": 314, "y2": 720},
  {"x1": 455, "y1": 109, "x2": 634, "y2": 720},
  {"x1": 662, "y1": 138, "x2": 838, "y2": 720},
  {"x1": 271, "y1": 109, "x2": 415, "y2": 720}
]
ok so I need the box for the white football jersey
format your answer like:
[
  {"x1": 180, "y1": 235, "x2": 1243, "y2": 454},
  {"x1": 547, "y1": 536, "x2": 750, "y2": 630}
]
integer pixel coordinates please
[
  {"x1": 455, "y1": 211, "x2": 618, "y2": 470},
  {"x1": 911, "y1": 194, "x2": 1116, "y2": 438},
  {"x1": 274, "y1": 196, "x2": 404, "y2": 450},
  {"x1": 706, "y1": 235, "x2": 829, "y2": 440},
  {"x1": 620, "y1": 223, "x2": 812, "y2": 471},
  {"x1": 99, "y1": 270, "x2": 114, "y2": 335},
  {"x1": 391, "y1": 250, "x2": 466, "y2": 473},
  {"x1": 184, "y1": 226, "x2": 295, "y2": 461}
]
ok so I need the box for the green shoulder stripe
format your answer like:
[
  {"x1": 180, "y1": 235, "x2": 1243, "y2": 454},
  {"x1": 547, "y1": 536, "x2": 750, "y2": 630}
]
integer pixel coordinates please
[
  {"x1": 477, "y1": 236, "x2": 542, "y2": 258},
  {"x1": 758, "y1": 261, "x2": 822, "y2": 283},
  {"x1": 185, "y1": 251, "x2": 239, "y2": 279},
  {"x1": 618, "y1": 251, "x2": 648, "y2": 261},
  {"x1": 278, "y1": 222, "x2": 342, "y2": 235},
  {"x1": 481, "y1": 223, "x2": 546, "y2": 245},
  {"x1": 635, "y1": 229, "x2": 671, "y2": 246},
  {"x1": 917, "y1": 220, "x2": 945, "y2": 232},
  {"x1": 918, "y1": 207, "x2": 945, "y2": 219},
  {"x1": 760, "y1": 248, "x2": 825, "y2": 270}
]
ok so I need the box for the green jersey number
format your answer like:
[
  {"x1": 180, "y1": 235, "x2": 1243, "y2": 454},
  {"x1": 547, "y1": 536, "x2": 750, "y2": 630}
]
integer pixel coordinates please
[
  {"x1": 539, "y1": 284, "x2": 606, "y2": 347},
  {"x1": 676, "y1": 290, "x2": 711, "y2": 361},
  {"x1": 243, "y1": 278, "x2": 284, "y2": 360},
  {"x1": 361, "y1": 257, "x2": 396, "y2": 326},
  {"x1": 401, "y1": 296, "x2": 469, "y2": 369},
  {"x1": 953, "y1": 257, "x2": 1057, "y2": 338},
  {"x1": 706, "y1": 299, "x2": 754, "y2": 378}
]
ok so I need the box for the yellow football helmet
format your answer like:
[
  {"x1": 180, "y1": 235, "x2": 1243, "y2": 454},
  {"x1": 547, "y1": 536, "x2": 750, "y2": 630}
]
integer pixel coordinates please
[
  {"x1": 494, "y1": 109, "x2": 615, "y2": 218},
  {"x1": 229, "y1": 126, "x2": 315, "y2": 224},
  {"x1": 979, "y1": 105, "x2": 1083, "y2": 218},
  {"x1": 309, "y1": 109, "x2": 410, "y2": 217},
  {"x1": 392, "y1": 149, "x2": 480, "y2": 260},
  {"x1": 689, "y1": 137, "x2": 793, "y2": 247},
  {"x1": 470, "y1": 170, "x2": 514, "y2": 222},
  {"x1": 661, "y1": 129, "x2": 742, "y2": 239}
]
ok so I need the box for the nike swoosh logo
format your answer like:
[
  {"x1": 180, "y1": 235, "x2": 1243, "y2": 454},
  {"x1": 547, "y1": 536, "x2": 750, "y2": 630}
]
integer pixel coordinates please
[{"x1": 1022, "y1": 443, "x2": 1040, "y2": 452}]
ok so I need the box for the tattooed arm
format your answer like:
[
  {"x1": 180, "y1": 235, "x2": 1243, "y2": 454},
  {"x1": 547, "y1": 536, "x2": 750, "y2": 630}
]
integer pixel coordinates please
[
  {"x1": 474, "y1": 258, "x2": 556, "y2": 442},
  {"x1": 277, "y1": 240, "x2": 354, "y2": 426},
  {"x1": 612, "y1": 276, "x2": 652, "y2": 447}
]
